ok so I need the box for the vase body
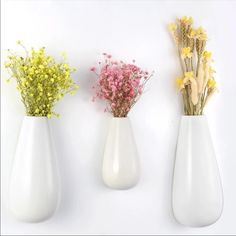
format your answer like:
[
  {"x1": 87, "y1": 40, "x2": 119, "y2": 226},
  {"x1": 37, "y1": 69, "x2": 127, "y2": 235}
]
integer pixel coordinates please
[
  {"x1": 9, "y1": 116, "x2": 60, "y2": 222},
  {"x1": 172, "y1": 115, "x2": 223, "y2": 227},
  {"x1": 102, "y1": 117, "x2": 140, "y2": 189}
]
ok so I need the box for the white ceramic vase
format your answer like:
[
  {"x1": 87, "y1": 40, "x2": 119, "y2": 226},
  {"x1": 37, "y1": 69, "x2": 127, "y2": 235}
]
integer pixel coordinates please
[
  {"x1": 172, "y1": 115, "x2": 223, "y2": 227},
  {"x1": 102, "y1": 117, "x2": 140, "y2": 190},
  {"x1": 9, "y1": 116, "x2": 60, "y2": 222}
]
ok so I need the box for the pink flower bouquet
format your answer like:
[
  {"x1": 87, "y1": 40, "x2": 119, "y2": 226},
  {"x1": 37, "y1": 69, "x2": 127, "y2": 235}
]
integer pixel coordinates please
[{"x1": 90, "y1": 53, "x2": 153, "y2": 117}]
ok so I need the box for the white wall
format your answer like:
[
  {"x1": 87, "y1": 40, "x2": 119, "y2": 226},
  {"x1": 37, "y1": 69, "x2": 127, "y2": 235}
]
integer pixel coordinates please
[{"x1": 1, "y1": 0, "x2": 236, "y2": 235}]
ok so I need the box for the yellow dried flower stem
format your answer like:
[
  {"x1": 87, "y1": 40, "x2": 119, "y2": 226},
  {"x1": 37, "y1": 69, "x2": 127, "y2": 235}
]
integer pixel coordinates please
[
  {"x1": 169, "y1": 16, "x2": 217, "y2": 115},
  {"x1": 168, "y1": 22, "x2": 180, "y2": 45}
]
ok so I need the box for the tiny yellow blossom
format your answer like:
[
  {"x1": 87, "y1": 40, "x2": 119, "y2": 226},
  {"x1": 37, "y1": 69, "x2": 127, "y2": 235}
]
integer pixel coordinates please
[
  {"x1": 168, "y1": 22, "x2": 177, "y2": 32},
  {"x1": 176, "y1": 77, "x2": 184, "y2": 89},
  {"x1": 207, "y1": 79, "x2": 216, "y2": 88},
  {"x1": 16, "y1": 40, "x2": 21, "y2": 45},
  {"x1": 184, "y1": 71, "x2": 194, "y2": 78},
  {"x1": 4, "y1": 62, "x2": 11, "y2": 67},
  {"x1": 203, "y1": 51, "x2": 212, "y2": 61},
  {"x1": 63, "y1": 64, "x2": 69, "y2": 69},
  {"x1": 188, "y1": 28, "x2": 196, "y2": 38},
  {"x1": 69, "y1": 91, "x2": 76, "y2": 95},
  {"x1": 181, "y1": 47, "x2": 192, "y2": 59},
  {"x1": 29, "y1": 69, "x2": 34, "y2": 75},
  {"x1": 195, "y1": 27, "x2": 207, "y2": 40},
  {"x1": 179, "y1": 16, "x2": 193, "y2": 25}
]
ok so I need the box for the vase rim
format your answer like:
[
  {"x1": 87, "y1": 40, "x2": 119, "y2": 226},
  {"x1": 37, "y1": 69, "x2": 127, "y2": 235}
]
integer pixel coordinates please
[
  {"x1": 181, "y1": 115, "x2": 206, "y2": 118},
  {"x1": 24, "y1": 115, "x2": 48, "y2": 119},
  {"x1": 111, "y1": 116, "x2": 129, "y2": 119}
]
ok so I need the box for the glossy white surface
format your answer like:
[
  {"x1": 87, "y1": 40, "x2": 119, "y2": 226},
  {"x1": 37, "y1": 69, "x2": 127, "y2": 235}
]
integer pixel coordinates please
[
  {"x1": 9, "y1": 117, "x2": 60, "y2": 222},
  {"x1": 172, "y1": 116, "x2": 223, "y2": 227},
  {"x1": 103, "y1": 117, "x2": 140, "y2": 189}
]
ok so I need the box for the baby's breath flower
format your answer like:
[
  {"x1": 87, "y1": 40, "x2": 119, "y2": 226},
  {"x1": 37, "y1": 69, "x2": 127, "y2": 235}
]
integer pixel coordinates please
[
  {"x1": 4, "y1": 41, "x2": 78, "y2": 117},
  {"x1": 90, "y1": 54, "x2": 153, "y2": 117}
]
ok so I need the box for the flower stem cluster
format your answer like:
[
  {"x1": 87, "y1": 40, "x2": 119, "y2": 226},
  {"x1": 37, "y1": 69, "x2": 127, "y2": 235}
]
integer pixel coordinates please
[{"x1": 168, "y1": 16, "x2": 217, "y2": 115}]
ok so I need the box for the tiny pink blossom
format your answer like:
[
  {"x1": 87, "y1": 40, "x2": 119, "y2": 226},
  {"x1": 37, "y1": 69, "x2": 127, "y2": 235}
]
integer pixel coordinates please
[
  {"x1": 138, "y1": 88, "x2": 143, "y2": 94},
  {"x1": 90, "y1": 66, "x2": 96, "y2": 72}
]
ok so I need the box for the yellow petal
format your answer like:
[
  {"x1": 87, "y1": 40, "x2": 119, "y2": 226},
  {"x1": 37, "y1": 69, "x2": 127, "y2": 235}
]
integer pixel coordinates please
[
  {"x1": 207, "y1": 79, "x2": 216, "y2": 88},
  {"x1": 168, "y1": 22, "x2": 177, "y2": 32}
]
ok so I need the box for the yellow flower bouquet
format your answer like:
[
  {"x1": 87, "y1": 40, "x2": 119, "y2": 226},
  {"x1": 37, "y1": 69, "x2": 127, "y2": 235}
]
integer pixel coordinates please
[
  {"x1": 4, "y1": 41, "x2": 78, "y2": 117},
  {"x1": 169, "y1": 16, "x2": 217, "y2": 115}
]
